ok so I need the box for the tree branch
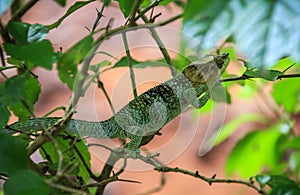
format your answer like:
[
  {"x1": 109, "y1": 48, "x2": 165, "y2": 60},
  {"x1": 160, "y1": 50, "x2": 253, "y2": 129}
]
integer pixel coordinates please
[
  {"x1": 139, "y1": 12, "x2": 178, "y2": 77},
  {"x1": 155, "y1": 166, "x2": 266, "y2": 194},
  {"x1": 128, "y1": 0, "x2": 143, "y2": 26},
  {"x1": 95, "y1": 149, "x2": 124, "y2": 195},
  {"x1": 122, "y1": 31, "x2": 138, "y2": 98},
  {"x1": 221, "y1": 73, "x2": 300, "y2": 83}
]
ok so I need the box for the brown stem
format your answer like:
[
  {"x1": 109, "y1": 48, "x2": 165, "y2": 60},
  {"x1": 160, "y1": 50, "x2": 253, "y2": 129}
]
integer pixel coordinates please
[{"x1": 155, "y1": 166, "x2": 266, "y2": 194}]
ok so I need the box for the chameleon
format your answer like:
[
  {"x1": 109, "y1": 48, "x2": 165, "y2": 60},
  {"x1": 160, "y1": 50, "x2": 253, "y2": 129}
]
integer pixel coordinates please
[{"x1": 1, "y1": 53, "x2": 230, "y2": 158}]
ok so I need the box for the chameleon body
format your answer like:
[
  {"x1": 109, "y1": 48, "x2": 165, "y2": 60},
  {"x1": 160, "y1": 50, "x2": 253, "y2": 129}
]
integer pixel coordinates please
[{"x1": 2, "y1": 53, "x2": 230, "y2": 157}]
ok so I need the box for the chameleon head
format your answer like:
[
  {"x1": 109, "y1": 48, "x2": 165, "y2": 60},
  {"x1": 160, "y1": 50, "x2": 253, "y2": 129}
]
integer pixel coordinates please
[{"x1": 182, "y1": 52, "x2": 230, "y2": 84}]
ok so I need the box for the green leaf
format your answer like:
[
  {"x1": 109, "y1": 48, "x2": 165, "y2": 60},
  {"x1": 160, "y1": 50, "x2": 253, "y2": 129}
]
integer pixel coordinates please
[
  {"x1": 5, "y1": 74, "x2": 27, "y2": 100},
  {"x1": 7, "y1": 21, "x2": 30, "y2": 45},
  {"x1": 244, "y1": 68, "x2": 284, "y2": 81},
  {"x1": 289, "y1": 152, "x2": 300, "y2": 180},
  {"x1": 182, "y1": 0, "x2": 231, "y2": 55},
  {"x1": 182, "y1": 0, "x2": 300, "y2": 68},
  {"x1": 89, "y1": 60, "x2": 111, "y2": 73},
  {"x1": 272, "y1": 57, "x2": 297, "y2": 70},
  {"x1": 4, "y1": 73, "x2": 40, "y2": 103},
  {"x1": 27, "y1": 24, "x2": 48, "y2": 43},
  {"x1": 4, "y1": 40, "x2": 54, "y2": 70},
  {"x1": 272, "y1": 79, "x2": 300, "y2": 113},
  {"x1": 158, "y1": 0, "x2": 174, "y2": 5},
  {"x1": 113, "y1": 56, "x2": 140, "y2": 68},
  {"x1": 3, "y1": 74, "x2": 41, "y2": 122},
  {"x1": 7, "y1": 22, "x2": 48, "y2": 44},
  {"x1": 211, "y1": 113, "x2": 264, "y2": 147},
  {"x1": 255, "y1": 175, "x2": 271, "y2": 189},
  {"x1": 25, "y1": 76, "x2": 41, "y2": 105},
  {"x1": 0, "y1": 103, "x2": 10, "y2": 128},
  {"x1": 0, "y1": 134, "x2": 28, "y2": 175},
  {"x1": 226, "y1": 125, "x2": 284, "y2": 178},
  {"x1": 58, "y1": 35, "x2": 93, "y2": 89},
  {"x1": 4, "y1": 170, "x2": 50, "y2": 195},
  {"x1": 8, "y1": 102, "x2": 34, "y2": 123},
  {"x1": 266, "y1": 175, "x2": 300, "y2": 195},
  {"x1": 103, "y1": 0, "x2": 111, "y2": 6},
  {"x1": 141, "y1": 0, "x2": 175, "y2": 7},
  {"x1": 6, "y1": 58, "x2": 23, "y2": 67},
  {"x1": 0, "y1": 0, "x2": 13, "y2": 14},
  {"x1": 281, "y1": 136, "x2": 300, "y2": 150},
  {"x1": 115, "y1": 0, "x2": 135, "y2": 18},
  {"x1": 47, "y1": 0, "x2": 94, "y2": 29},
  {"x1": 40, "y1": 136, "x2": 91, "y2": 181},
  {"x1": 54, "y1": 0, "x2": 66, "y2": 6}
]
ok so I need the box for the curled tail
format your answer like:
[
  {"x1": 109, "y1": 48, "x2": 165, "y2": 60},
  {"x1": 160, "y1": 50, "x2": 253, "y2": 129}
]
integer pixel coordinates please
[{"x1": 1, "y1": 117, "x2": 122, "y2": 139}]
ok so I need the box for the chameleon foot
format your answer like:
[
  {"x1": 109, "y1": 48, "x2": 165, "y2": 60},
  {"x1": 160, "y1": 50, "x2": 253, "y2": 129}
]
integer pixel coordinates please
[{"x1": 124, "y1": 148, "x2": 140, "y2": 159}]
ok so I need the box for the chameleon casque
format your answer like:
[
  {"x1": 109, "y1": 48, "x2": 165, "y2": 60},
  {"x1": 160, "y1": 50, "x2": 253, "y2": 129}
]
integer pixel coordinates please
[{"x1": 2, "y1": 53, "x2": 230, "y2": 158}]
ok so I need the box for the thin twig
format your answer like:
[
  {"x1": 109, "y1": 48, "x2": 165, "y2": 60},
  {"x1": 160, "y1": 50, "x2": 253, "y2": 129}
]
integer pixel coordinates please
[
  {"x1": 1, "y1": 0, "x2": 39, "y2": 43},
  {"x1": 91, "y1": 3, "x2": 106, "y2": 34},
  {"x1": 46, "y1": 133, "x2": 65, "y2": 182},
  {"x1": 136, "y1": 152, "x2": 162, "y2": 168},
  {"x1": 95, "y1": 148, "x2": 124, "y2": 194},
  {"x1": 137, "y1": 152, "x2": 166, "y2": 195},
  {"x1": 122, "y1": 31, "x2": 138, "y2": 98},
  {"x1": 139, "y1": 12, "x2": 178, "y2": 77},
  {"x1": 158, "y1": 13, "x2": 182, "y2": 26},
  {"x1": 113, "y1": 156, "x2": 127, "y2": 177},
  {"x1": 134, "y1": 0, "x2": 164, "y2": 21},
  {"x1": 84, "y1": 175, "x2": 141, "y2": 188},
  {"x1": 220, "y1": 73, "x2": 300, "y2": 83},
  {"x1": 155, "y1": 166, "x2": 266, "y2": 194},
  {"x1": 0, "y1": 63, "x2": 9, "y2": 78},
  {"x1": 10, "y1": 0, "x2": 39, "y2": 21},
  {"x1": 0, "y1": 44, "x2": 7, "y2": 67},
  {"x1": 27, "y1": 158, "x2": 45, "y2": 175},
  {"x1": 0, "y1": 174, "x2": 8, "y2": 180},
  {"x1": 87, "y1": 143, "x2": 115, "y2": 152},
  {"x1": 47, "y1": 182, "x2": 90, "y2": 195},
  {"x1": 26, "y1": 112, "x2": 73, "y2": 155},
  {"x1": 97, "y1": 80, "x2": 116, "y2": 114},
  {"x1": 138, "y1": 173, "x2": 166, "y2": 195},
  {"x1": 0, "y1": 19, "x2": 12, "y2": 42},
  {"x1": 94, "y1": 17, "x2": 183, "y2": 46},
  {"x1": 129, "y1": 0, "x2": 143, "y2": 26},
  {"x1": 43, "y1": 106, "x2": 66, "y2": 117},
  {"x1": 10, "y1": 0, "x2": 22, "y2": 21},
  {"x1": 72, "y1": 139, "x2": 98, "y2": 181},
  {"x1": 278, "y1": 73, "x2": 300, "y2": 79}
]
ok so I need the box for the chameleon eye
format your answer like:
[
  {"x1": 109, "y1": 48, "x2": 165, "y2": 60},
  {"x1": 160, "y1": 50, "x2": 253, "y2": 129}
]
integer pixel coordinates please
[
  {"x1": 214, "y1": 53, "x2": 229, "y2": 68},
  {"x1": 215, "y1": 57, "x2": 224, "y2": 68}
]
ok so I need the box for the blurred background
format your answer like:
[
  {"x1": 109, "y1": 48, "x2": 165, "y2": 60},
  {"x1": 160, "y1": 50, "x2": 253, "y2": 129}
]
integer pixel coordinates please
[{"x1": 2, "y1": 0, "x2": 298, "y2": 194}]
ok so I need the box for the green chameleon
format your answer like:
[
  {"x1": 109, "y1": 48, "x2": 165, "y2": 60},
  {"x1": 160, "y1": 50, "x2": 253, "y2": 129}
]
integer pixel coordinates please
[{"x1": 2, "y1": 53, "x2": 230, "y2": 158}]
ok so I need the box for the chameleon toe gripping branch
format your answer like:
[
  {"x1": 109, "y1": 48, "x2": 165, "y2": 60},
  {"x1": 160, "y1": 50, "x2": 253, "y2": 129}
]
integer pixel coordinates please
[{"x1": 2, "y1": 53, "x2": 230, "y2": 158}]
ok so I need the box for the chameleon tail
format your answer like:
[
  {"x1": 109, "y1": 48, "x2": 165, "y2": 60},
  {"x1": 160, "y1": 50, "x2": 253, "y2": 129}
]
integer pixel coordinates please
[{"x1": 1, "y1": 117, "x2": 122, "y2": 139}]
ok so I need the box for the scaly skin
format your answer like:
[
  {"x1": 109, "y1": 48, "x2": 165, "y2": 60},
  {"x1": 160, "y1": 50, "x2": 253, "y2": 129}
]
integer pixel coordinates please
[{"x1": 2, "y1": 53, "x2": 230, "y2": 158}]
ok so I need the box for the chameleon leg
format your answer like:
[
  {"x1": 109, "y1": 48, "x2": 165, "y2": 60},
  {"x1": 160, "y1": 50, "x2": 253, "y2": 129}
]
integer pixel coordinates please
[
  {"x1": 125, "y1": 126, "x2": 143, "y2": 159},
  {"x1": 183, "y1": 88, "x2": 200, "y2": 108},
  {"x1": 196, "y1": 92, "x2": 210, "y2": 108},
  {"x1": 183, "y1": 88, "x2": 210, "y2": 108},
  {"x1": 148, "y1": 101, "x2": 168, "y2": 131}
]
